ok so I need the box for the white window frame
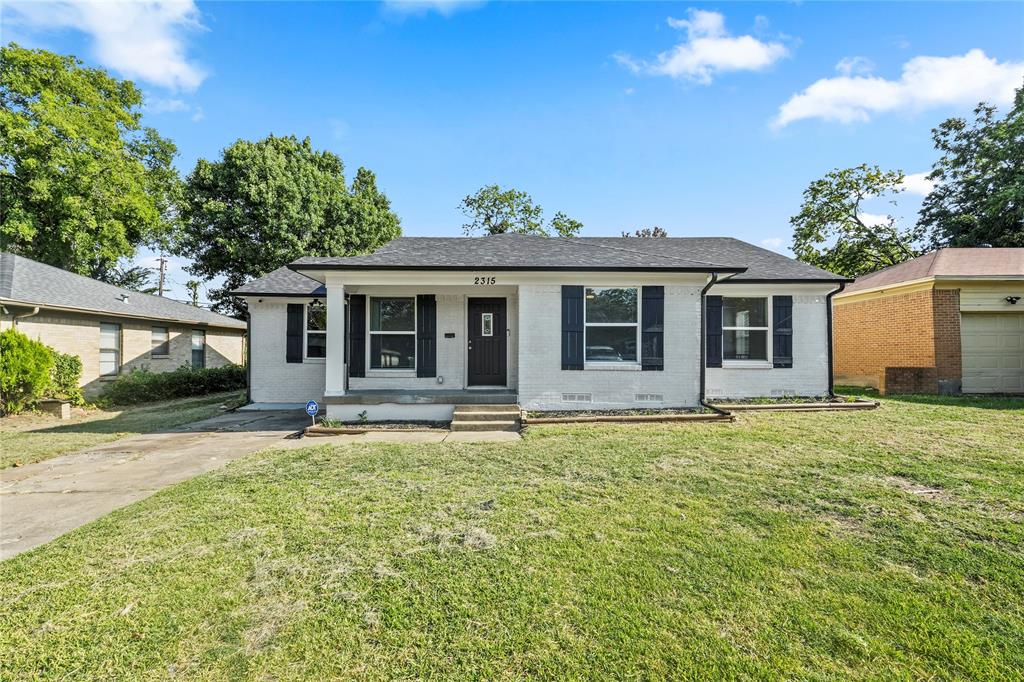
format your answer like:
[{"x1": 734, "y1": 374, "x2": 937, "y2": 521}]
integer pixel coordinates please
[
  {"x1": 367, "y1": 296, "x2": 417, "y2": 371},
  {"x1": 151, "y1": 326, "x2": 170, "y2": 358},
  {"x1": 721, "y1": 296, "x2": 772, "y2": 368},
  {"x1": 191, "y1": 329, "x2": 206, "y2": 369},
  {"x1": 99, "y1": 322, "x2": 121, "y2": 378},
  {"x1": 583, "y1": 286, "x2": 642, "y2": 369},
  {"x1": 304, "y1": 302, "x2": 327, "y2": 362}
]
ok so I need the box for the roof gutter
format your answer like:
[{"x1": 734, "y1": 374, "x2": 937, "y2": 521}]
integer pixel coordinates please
[
  {"x1": 699, "y1": 274, "x2": 730, "y2": 417},
  {"x1": 0, "y1": 299, "x2": 245, "y2": 331},
  {"x1": 826, "y1": 282, "x2": 847, "y2": 398},
  {"x1": 12, "y1": 306, "x2": 40, "y2": 327}
]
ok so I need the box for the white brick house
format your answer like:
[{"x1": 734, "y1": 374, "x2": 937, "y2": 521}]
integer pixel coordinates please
[{"x1": 233, "y1": 234, "x2": 849, "y2": 420}]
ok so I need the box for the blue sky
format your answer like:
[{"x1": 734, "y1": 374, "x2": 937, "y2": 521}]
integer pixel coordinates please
[{"x1": 5, "y1": 1, "x2": 1023, "y2": 302}]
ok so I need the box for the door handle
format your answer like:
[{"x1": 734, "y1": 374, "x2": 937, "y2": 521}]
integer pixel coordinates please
[{"x1": 467, "y1": 340, "x2": 473, "y2": 350}]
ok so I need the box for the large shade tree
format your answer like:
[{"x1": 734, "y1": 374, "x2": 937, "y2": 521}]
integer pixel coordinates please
[
  {"x1": 176, "y1": 135, "x2": 401, "y2": 314},
  {"x1": 919, "y1": 84, "x2": 1024, "y2": 248},
  {"x1": 460, "y1": 185, "x2": 583, "y2": 237},
  {"x1": 0, "y1": 44, "x2": 181, "y2": 278},
  {"x1": 790, "y1": 165, "x2": 926, "y2": 278}
]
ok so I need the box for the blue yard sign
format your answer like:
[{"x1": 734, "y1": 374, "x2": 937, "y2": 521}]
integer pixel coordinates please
[{"x1": 305, "y1": 400, "x2": 319, "y2": 425}]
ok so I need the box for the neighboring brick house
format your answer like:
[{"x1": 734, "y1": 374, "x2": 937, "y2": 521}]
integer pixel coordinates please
[
  {"x1": 232, "y1": 234, "x2": 849, "y2": 420},
  {"x1": 833, "y1": 248, "x2": 1024, "y2": 395},
  {"x1": 0, "y1": 253, "x2": 246, "y2": 397}
]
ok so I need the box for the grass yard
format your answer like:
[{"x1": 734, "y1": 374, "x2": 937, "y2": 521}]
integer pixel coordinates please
[
  {"x1": 0, "y1": 391, "x2": 246, "y2": 468},
  {"x1": 1, "y1": 393, "x2": 1022, "y2": 679}
]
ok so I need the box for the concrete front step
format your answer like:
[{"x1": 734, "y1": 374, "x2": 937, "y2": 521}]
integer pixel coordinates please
[
  {"x1": 449, "y1": 420, "x2": 520, "y2": 432},
  {"x1": 453, "y1": 409, "x2": 521, "y2": 422},
  {"x1": 453, "y1": 404, "x2": 522, "y2": 413}
]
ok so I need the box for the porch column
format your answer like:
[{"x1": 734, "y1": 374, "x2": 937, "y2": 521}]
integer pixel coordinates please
[{"x1": 325, "y1": 281, "x2": 346, "y2": 397}]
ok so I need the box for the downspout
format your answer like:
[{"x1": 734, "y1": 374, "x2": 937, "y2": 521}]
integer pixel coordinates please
[
  {"x1": 12, "y1": 306, "x2": 40, "y2": 328},
  {"x1": 698, "y1": 274, "x2": 730, "y2": 416},
  {"x1": 825, "y1": 282, "x2": 847, "y2": 399},
  {"x1": 245, "y1": 303, "x2": 253, "y2": 404}
]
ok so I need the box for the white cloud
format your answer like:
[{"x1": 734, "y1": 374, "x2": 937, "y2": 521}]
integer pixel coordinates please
[
  {"x1": 775, "y1": 49, "x2": 1024, "y2": 128},
  {"x1": 616, "y1": 9, "x2": 788, "y2": 85},
  {"x1": 900, "y1": 172, "x2": 935, "y2": 197},
  {"x1": 382, "y1": 0, "x2": 483, "y2": 17},
  {"x1": 144, "y1": 97, "x2": 189, "y2": 114},
  {"x1": 835, "y1": 56, "x2": 874, "y2": 77},
  {"x1": 5, "y1": 1, "x2": 207, "y2": 91},
  {"x1": 190, "y1": 106, "x2": 205, "y2": 123},
  {"x1": 760, "y1": 237, "x2": 784, "y2": 251},
  {"x1": 858, "y1": 212, "x2": 893, "y2": 228}
]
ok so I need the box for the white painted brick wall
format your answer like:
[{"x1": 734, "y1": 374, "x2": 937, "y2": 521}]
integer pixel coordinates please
[
  {"x1": 706, "y1": 290, "x2": 830, "y2": 399},
  {"x1": 246, "y1": 298, "x2": 324, "y2": 403},
  {"x1": 517, "y1": 284, "x2": 703, "y2": 410}
]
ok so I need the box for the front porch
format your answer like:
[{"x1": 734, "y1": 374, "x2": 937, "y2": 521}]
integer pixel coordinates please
[{"x1": 323, "y1": 388, "x2": 518, "y2": 405}]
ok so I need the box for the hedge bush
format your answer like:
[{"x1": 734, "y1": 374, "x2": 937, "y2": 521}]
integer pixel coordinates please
[
  {"x1": 50, "y1": 351, "x2": 84, "y2": 406},
  {"x1": 101, "y1": 364, "x2": 247, "y2": 406},
  {"x1": 0, "y1": 328, "x2": 55, "y2": 415}
]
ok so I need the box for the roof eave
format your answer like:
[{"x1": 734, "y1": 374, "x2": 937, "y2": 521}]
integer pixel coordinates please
[
  {"x1": 286, "y1": 263, "x2": 748, "y2": 274},
  {"x1": 0, "y1": 298, "x2": 246, "y2": 330}
]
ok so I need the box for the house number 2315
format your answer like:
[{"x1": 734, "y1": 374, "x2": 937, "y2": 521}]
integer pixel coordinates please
[{"x1": 473, "y1": 276, "x2": 496, "y2": 285}]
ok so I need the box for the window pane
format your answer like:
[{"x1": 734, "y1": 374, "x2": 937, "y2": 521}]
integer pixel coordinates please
[
  {"x1": 306, "y1": 332, "x2": 326, "y2": 358},
  {"x1": 482, "y1": 313, "x2": 493, "y2": 337},
  {"x1": 371, "y1": 298, "x2": 414, "y2": 332},
  {"x1": 724, "y1": 329, "x2": 768, "y2": 361},
  {"x1": 191, "y1": 330, "x2": 205, "y2": 350},
  {"x1": 370, "y1": 334, "x2": 415, "y2": 369},
  {"x1": 191, "y1": 330, "x2": 205, "y2": 368},
  {"x1": 100, "y1": 350, "x2": 118, "y2": 377},
  {"x1": 586, "y1": 326, "x2": 637, "y2": 362},
  {"x1": 723, "y1": 297, "x2": 767, "y2": 328},
  {"x1": 585, "y1": 288, "x2": 637, "y2": 323},
  {"x1": 307, "y1": 303, "x2": 326, "y2": 331},
  {"x1": 100, "y1": 323, "x2": 120, "y2": 350},
  {"x1": 151, "y1": 327, "x2": 169, "y2": 356}
]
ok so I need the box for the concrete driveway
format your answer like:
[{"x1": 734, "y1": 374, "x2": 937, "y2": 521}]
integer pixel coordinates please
[{"x1": 0, "y1": 410, "x2": 308, "y2": 561}]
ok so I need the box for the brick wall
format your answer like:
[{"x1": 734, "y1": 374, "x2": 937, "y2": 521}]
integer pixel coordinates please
[
  {"x1": 833, "y1": 287, "x2": 963, "y2": 394},
  {"x1": 6, "y1": 310, "x2": 244, "y2": 397}
]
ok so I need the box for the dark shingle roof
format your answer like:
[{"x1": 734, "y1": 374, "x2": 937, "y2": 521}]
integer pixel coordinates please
[
  {"x1": 290, "y1": 234, "x2": 745, "y2": 272},
  {"x1": 232, "y1": 235, "x2": 846, "y2": 296},
  {"x1": 0, "y1": 252, "x2": 246, "y2": 329},
  {"x1": 232, "y1": 266, "x2": 326, "y2": 297}
]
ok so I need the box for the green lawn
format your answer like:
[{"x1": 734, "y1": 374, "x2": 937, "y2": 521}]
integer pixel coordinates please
[
  {"x1": 0, "y1": 391, "x2": 246, "y2": 468},
  {"x1": 2, "y1": 393, "x2": 1022, "y2": 679}
]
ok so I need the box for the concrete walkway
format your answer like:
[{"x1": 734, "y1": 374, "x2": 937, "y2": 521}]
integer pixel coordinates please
[
  {"x1": 1, "y1": 412, "x2": 520, "y2": 560},
  {"x1": 0, "y1": 410, "x2": 307, "y2": 560}
]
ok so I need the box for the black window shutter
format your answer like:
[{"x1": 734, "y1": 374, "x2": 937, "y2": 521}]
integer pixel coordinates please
[
  {"x1": 641, "y1": 286, "x2": 664, "y2": 371},
  {"x1": 773, "y1": 295, "x2": 793, "y2": 368},
  {"x1": 561, "y1": 286, "x2": 584, "y2": 370},
  {"x1": 286, "y1": 304, "x2": 304, "y2": 363},
  {"x1": 347, "y1": 294, "x2": 366, "y2": 378},
  {"x1": 416, "y1": 294, "x2": 437, "y2": 377},
  {"x1": 706, "y1": 295, "x2": 723, "y2": 368}
]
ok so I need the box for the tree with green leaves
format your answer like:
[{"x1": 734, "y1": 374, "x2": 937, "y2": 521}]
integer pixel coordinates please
[
  {"x1": 790, "y1": 164, "x2": 925, "y2": 278},
  {"x1": 918, "y1": 84, "x2": 1024, "y2": 248},
  {"x1": 622, "y1": 226, "x2": 668, "y2": 238},
  {"x1": 99, "y1": 264, "x2": 158, "y2": 294},
  {"x1": 460, "y1": 185, "x2": 583, "y2": 237},
  {"x1": 176, "y1": 135, "x2": 401, "y2": 314},
  {"x1": 0, "y1": 44, "x2": 181, "y2": 278}
]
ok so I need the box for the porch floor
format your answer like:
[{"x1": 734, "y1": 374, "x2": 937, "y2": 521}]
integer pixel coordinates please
[{"x1": 324, "y1": 389, "x2": 518, "y2": 406}]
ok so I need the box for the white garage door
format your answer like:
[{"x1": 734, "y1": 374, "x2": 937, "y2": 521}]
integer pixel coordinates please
[{"x1": 961, "y1": 313, "x2": 1024, "y2": 393}]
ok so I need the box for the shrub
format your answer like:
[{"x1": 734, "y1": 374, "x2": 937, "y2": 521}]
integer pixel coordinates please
[
  {"x1": 0, "y1": 328, "x2": 54, "y2": 415},
  {"x1": 100, "y1": 364, "x2": 246, "y2": 406},
  {"x1": 49, "y1": 351, "x2": 85, "y2": 406}
]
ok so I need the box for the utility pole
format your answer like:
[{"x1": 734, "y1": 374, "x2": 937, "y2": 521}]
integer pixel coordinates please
[{"x1": 157, "y1": 256, "x2": 167, "y2": 297}]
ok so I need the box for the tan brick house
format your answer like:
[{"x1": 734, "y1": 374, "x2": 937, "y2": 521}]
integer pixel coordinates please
[
  {"x1": 833, "y1": 248, "x2": 1024, "y2": 394},
  {"x1": 0, "y1": 253, "x2": 246, "y2": 397}
]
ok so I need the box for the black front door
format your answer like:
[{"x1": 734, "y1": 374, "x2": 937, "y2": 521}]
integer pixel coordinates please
[{"x1": 467, "y1": 298, "x2": 507, "y2": 386}]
